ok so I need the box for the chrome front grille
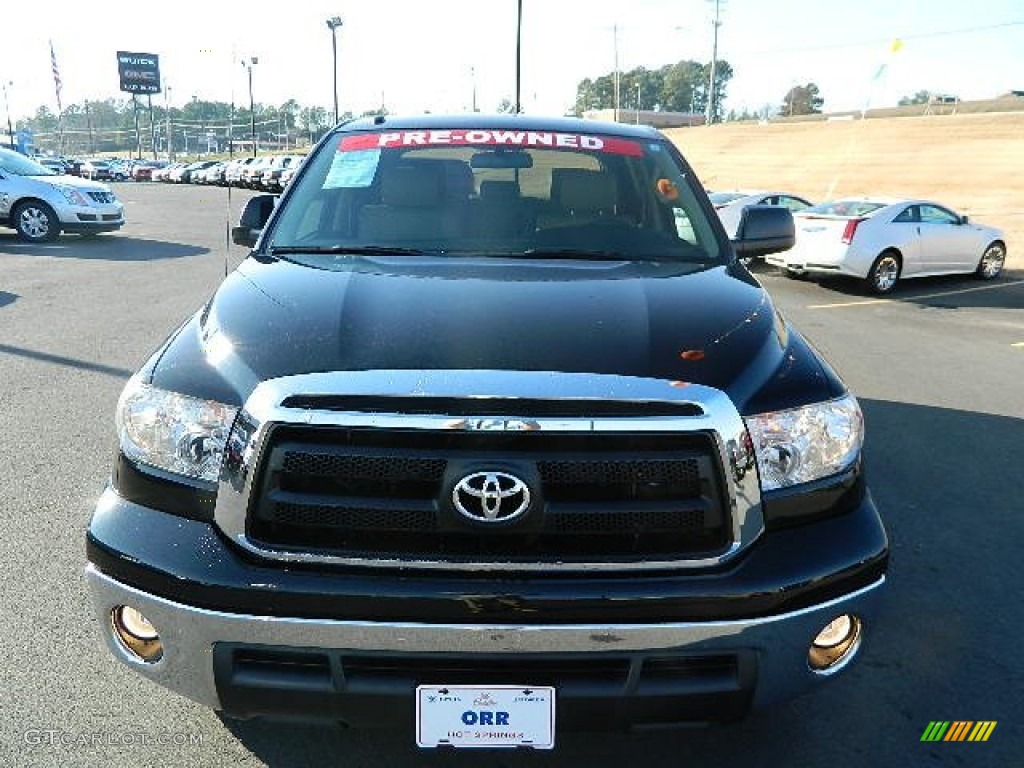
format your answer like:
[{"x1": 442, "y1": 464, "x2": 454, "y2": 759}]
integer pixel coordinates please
[
  {"x1": 87, "y1": 190, "x2": 116, "y2": 204},
  {"x1": 214, "y1": 370, "x2": 764, "y2": 572},
  {"x1": 246, "y1": 427, "x2": 726, "y2": 563}
]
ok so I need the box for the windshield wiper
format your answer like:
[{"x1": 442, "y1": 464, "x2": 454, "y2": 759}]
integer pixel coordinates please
[
  {"x1": 520, "y1": 248, "x2": 672, "y2": 262},
  {"x1": 268, "y1": 244, "x2": 429, "y2": 256}
]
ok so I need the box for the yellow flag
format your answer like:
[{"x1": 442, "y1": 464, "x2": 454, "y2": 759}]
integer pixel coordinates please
[{"x1": 891, "y1": 39, "x2": 904, "y2": 53}]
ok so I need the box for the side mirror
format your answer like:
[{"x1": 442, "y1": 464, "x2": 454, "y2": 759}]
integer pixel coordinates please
[
  {"x1": 732, "y1": 205, "x2": 795, "y2": 258},
  {"x1": 960, "y1": 214, "x2": 970, "y2": 225},
  {"x1": 231, "y1": 194, "x2": 277, "y2": 247}
]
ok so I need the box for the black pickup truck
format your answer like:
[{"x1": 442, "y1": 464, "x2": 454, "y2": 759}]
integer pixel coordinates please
[{"x1": 86, "y1": 114, "x2": 887, "y2": 750}]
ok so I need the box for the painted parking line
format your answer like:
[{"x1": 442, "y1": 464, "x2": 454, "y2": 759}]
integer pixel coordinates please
[
  {"x1": 1012, "y1": 342, "x2": 1024, "y2": 348},
  {"x1": 807, "y1": 279, "x2": 1024, "y2": 310}
]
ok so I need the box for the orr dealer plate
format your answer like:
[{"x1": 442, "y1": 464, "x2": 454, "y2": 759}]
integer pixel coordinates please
[{"x1": 416, "y1": 684, "x2": 556, "y2": 749}]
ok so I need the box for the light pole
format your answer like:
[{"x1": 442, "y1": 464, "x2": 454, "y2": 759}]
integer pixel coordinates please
[
  {"x1": 326, "y1": 16, "x2": 343, "y2": 125},
  {"x1": 706, "y1": 0, "x2": 722, "y2": 125},
  {"x1": 2, "y1": 80, "x2": 13, "y2": 148},
  {"x1": 243, "y1": 57, "x2": 258, "y2": 157},
  {"x1": 165, "y1": 85, "x2": 173, "y2": 160},
  {"x1": 612, "y1": 24, "x2": 620, "y2": 122},
  {"x1": 515, "y1": 0, "x2": 522, "y2": 113},
  {"x1": 192, "y1": 95, "x2": 199, "y2": 157}
]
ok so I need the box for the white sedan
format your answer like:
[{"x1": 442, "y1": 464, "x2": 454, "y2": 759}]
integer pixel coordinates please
[
  {"x1": 765, "y1": 197, "x2": 1007, "y2": 294},
  {"x1": 709, "y1": 190, "x2": 813, "y2": 238}
]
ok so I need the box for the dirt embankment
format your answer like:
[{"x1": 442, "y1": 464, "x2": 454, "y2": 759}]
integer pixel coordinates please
[{"x1": 664, "y1": 112, "x2": 1024, "y2": 270}]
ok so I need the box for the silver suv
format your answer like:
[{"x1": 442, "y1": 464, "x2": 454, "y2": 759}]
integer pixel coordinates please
[{"x1": 0, "y1": 147, "x2": 125, "y2": 242}]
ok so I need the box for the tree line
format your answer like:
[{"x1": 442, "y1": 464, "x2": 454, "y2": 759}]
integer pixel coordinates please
[
  {"x1": 573, "y1": 59, "x2": 734, "y2": 122},
  {"x1": 571, "y1": 59, "x2": 835, "y2": 122},
  {"x1": 17, "y1": 97, "x2": 373, "y2": 156}
]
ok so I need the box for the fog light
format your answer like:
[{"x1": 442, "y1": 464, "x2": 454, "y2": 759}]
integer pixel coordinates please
[
  {"x1": 111, "y1": 606, "x2": 164, "y2": 663},
  {"x1": 808, "y1": 614, "x2": 861, "y2": 674}
]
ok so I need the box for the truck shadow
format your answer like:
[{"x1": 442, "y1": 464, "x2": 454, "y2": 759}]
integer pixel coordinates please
[
  {"x1": 214, "y1": 398, "x2": 1023, "y2": 767},
  {"x1": 0, "y1": 234, "x2": 208, "y2": 261}
]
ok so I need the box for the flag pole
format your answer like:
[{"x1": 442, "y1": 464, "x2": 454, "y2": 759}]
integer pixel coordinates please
[{"x1": 49, "y1": 40, "x2": 64, "y2": 154}]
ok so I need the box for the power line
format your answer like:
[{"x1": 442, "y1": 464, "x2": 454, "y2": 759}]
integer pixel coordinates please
[{"x1": 742, "y1": 20, "x2": 1023, "y2": 56}]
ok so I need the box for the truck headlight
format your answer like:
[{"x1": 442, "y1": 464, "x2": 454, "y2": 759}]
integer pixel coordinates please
[
  {"x1": 744, "y1": 394, "x2": 863, "y2": 491},
  {"x1": 116, "y1": 376, "x2": 238, "y2": 483}
]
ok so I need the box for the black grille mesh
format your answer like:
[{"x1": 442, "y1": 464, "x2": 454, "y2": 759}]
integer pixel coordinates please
[
  {"x1": 539, "y1": 458, "x2": 700, "y2": 488},
  {"x1": 248, "y1": 425, "x2": 728, "y2": 564},
  {"x1": 282, "y1": 451, "x2": 445, "y2": 481},
  {"x1": 546, "y1": 508, "x2": 705, "y2": 533},
  {"x1": 272, "y1": 502, "x2": 435, "y2": 531}
]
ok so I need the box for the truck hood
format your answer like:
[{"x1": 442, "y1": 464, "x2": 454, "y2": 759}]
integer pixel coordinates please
[{"x1": 150, "y1": 255, "x2": 840, "y2": 414}]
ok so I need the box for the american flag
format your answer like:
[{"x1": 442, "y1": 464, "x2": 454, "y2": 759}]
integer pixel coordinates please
[{"x1": 49, "y1": 40, "x2": 62, "y2": 113}]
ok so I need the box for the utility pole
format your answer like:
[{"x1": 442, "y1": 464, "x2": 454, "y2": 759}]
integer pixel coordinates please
[
  {"x1": 165, "y1": 85, "x2": 173, "y2": 160},
  {"x1": 3, "y1": 81, "x2": 14, "y2": 148},
  {"x1": 515, "y1": 0, "x2": 522, "y2": 113},
  {"x1": 706, "y1": 0, "x2": 722, "y2": 125},
  {"x1": 243, "y1": 57, "x2": 258, "y2": 157},
  {"x1": 326, "y1": 16, "x2": 343, "y2": 124},
  {"x1": 613, "y1": 24, "x2": 620, "y2": 122},
  {"x1": 85, "y1": 100, "x2": 94, "y2": 155}
]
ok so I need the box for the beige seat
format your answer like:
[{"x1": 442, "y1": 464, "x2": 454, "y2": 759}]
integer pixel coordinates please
[
  {"x1": 536, "y1": 169, "x2": 621, "y2": 231},
  {"x1": 467, "y1": 180, "x2": 529, "y2": 238},
  {"x1": 358, "y1": 163, "x2": 463, "y2": 242}
]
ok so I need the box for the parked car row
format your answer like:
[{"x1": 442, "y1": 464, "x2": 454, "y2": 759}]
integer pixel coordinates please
[
  {"x1": 709, "y1": 187, "x2": 1007, "y2": 294},
  {"x1": 31, "y1": 155, "x2": 85, "y2": 177},
  {"x1": 25, "y1": 153, "x2": 306, "y2": 193},
  {"x1": 33, "y1": 155, "x2": 170, "y2": 181},
  {"x1": 148, "y1": 154, "x2": 305, "y2": 191}
]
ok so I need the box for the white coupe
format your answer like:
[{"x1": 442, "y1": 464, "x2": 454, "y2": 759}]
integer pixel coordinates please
[{"x1": 765, "y1": 197, "x2": 1006, "y2": 294}]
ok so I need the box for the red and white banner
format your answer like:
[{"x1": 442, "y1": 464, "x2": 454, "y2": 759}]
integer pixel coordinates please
[{"x1": 338, "y1": 130, "x2": 643, "y2": 156}]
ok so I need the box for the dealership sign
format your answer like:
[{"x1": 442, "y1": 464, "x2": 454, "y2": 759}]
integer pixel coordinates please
[{"x1": 117, "y1": 51, "x2": 161, "y2": 94}]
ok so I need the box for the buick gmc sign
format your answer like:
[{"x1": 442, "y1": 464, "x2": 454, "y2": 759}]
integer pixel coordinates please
[{"x1": 116, "y1": 51, "x2": 161, "y2": 94}]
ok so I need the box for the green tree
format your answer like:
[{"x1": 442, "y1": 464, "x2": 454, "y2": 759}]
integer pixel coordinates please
[
  {"x1": 898, "y1": 90, "x2": 932, "y2": 106},
  {"x1": 298, "y1": 105, "x2": 330, "y2": 143},
  {"x1": 780, "y1": 82, "x2": 824, "y2": 116},
  {"x1": 573, "y1": 59, "x2": 732, "y2": 119},
  {"x1": 661, "y1": 60, "x2": 704, "y2": 113},
  {"x1": 700, "y1": 61, "x2": 734, "y2": 123}
]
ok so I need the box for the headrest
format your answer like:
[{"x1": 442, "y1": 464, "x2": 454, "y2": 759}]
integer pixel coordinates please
[
  {"x1": 551, "y1": 169, "x2": 617, "y2": 212},
  {"x1": 479, "y1": 180, "x2": 520, "y2": 201},
  {"x1": 381, "y1": 164, "x2": 444, "y2": 207},
  {"x1": 439, "y1": 160, "x2": 474, "y2": 199}
]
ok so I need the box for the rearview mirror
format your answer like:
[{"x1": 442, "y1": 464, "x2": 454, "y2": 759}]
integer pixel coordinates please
[
  {"x1": 231, "y1": 194, "x2": 277, "y2": 248},
  {"x1": 470, "y1": 150, "x2": 533, "y2": 170},
  {"x1": 732, "y1": 205, "x2": 795, "y2": 258}
]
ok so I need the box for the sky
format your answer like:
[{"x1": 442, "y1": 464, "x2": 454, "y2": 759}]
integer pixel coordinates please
[{"x1": 2, "y1": 0, "x2": 1022, "y2": 125}]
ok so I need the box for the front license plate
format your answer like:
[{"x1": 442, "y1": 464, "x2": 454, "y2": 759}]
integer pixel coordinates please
[{"x1": 416, "y1": 685, "x2": 555, "y2": 750}]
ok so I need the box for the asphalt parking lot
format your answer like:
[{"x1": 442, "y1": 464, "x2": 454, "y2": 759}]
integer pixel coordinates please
[{"x1": 1, "y1": 182, "x2": 1022, "y2": 766}]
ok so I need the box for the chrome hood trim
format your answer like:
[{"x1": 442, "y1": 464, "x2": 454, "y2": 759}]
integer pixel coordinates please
[{"x1": 214, "y1": 370, "x2": 763, "y2": 572}]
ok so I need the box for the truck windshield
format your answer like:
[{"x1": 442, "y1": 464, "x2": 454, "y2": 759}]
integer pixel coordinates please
[{"x1": 267, "y1": 128, "x2": 722, "y2": 263}]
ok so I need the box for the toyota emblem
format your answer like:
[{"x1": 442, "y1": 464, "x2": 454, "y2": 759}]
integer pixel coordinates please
[{"x1": 452, "y1": 471, "x2": 531, "y2": 523}]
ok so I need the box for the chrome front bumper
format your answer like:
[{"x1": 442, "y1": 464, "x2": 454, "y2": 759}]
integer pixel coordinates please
[{"x1": 87, "y1": 565, "x2": 886, "y2": 714}]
